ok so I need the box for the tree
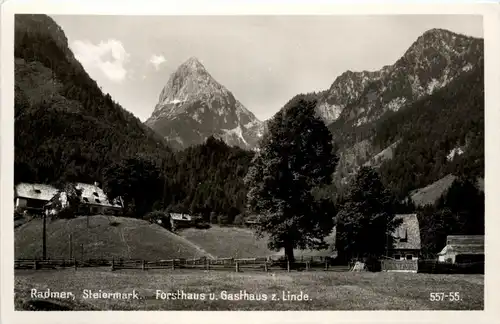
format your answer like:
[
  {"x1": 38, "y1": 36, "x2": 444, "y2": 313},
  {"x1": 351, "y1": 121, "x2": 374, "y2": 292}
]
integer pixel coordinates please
[
  {"x1": 244, "y1": 95, "x2": 338, "y2": 263},
  {"x1": 102, "y1": 156, "x2": 163, "y2": 218},
  {"x1": 335, "y1": 166, "x2": 401, "y2": 261},
  {"x1": 436, "y1": 176, "x2": 484, "y2": 235},
  {"x1": 47, "y1": 182, "x2": 82, "y2": 219}
]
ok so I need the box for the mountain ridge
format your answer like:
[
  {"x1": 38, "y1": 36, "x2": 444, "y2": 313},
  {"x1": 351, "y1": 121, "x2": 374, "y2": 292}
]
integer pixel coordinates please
[{"x1": 316, "y1": 28, "x2": 483, "y2": 125}]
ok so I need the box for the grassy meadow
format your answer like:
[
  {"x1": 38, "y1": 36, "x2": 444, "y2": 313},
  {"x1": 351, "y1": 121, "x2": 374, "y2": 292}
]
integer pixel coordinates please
[
  {"x1": 178, "y1": 225, "x2": 336, "y2": 259},
  {"x1": 15, "y1": 215, "x2": 213, "y2": 260},
  {"x1": 15, "y1": 268, "x2": 483, "y2": 311}
]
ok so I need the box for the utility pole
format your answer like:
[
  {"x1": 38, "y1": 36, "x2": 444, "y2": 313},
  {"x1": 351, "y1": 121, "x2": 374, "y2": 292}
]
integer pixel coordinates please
[
  {"x1": 162, "y1": 158, "x2": 168, "y2": 209},
  {"x1": 69, "y1": 233, "x2": 73, "y2": 260},
  {"x1": 42, "y1": 211, "x2": 47, "y2": 260}
]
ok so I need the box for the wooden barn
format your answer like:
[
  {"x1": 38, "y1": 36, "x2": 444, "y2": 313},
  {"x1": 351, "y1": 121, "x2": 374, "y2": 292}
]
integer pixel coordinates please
[{"x1": 437, "y1": 235, "x2": 484, "y2": 264}]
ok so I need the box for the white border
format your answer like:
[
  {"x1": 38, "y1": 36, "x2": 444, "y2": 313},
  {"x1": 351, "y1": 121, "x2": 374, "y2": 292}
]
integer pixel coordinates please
[{"x1": 2, "y1": 1, "x2": 500, "y2": 323}]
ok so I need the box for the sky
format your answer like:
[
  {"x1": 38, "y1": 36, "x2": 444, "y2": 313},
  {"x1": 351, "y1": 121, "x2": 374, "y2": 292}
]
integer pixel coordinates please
[{"x1": 51, "y1": 15, "x2": 483, "y2": 122}]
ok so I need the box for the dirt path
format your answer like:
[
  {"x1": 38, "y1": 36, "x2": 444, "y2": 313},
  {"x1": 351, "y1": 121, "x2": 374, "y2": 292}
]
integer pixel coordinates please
[
  {"x1": 173, "y1": 234, "x2": 216, "y2": 259},
  {"x1": 119, "y1": 226, "x2": 132, "y2": 259}
]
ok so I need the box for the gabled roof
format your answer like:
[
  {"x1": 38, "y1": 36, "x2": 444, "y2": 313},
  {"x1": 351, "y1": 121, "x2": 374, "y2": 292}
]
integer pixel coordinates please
[
  {"x1": 75, "y1": 183, "x2": 122, "y2": 208},
  {"x1": 391, "y1": 214, "x2": 421, "y2": 250},
  {"x1": 15, "y1": 183, "x2": 58, "y2": 201},
  {"x1": 447, "y1": 235, "x2": 484, "y2": 245}
]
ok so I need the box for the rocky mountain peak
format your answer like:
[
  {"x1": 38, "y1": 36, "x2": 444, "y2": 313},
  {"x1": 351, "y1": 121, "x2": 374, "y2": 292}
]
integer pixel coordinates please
[
  {"x1": 181, "y1": 56, "x2": 206, "y2": 71},
  {"x1": 155, "y1": 57, "x2": 228, "y2": 109},
  {"x1": 146, "y1": 57, "x2": 264, "y2": 150},
  {"x1": 316, "y1": 28, "x2": 483, "y2": 125}
]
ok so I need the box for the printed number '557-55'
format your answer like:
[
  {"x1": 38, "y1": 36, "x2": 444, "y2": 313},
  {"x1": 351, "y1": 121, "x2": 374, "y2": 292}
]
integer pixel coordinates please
[{"x1": 429, "y1": 292, "x2": 461, "y2": 301}]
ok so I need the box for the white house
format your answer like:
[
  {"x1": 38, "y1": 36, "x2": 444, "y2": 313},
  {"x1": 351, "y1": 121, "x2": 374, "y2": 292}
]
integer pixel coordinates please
[
  {"x1": 15, "y1": 183, "x2": 58, "y2": 212},
  {"x1": 74, "y1": 182, "x2": 123, "y2": 215}
]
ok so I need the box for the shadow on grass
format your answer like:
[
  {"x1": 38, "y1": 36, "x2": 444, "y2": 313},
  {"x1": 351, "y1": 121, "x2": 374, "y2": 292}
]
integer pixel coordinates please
[{"x1": 21, "y1": 299, "x2": 73, "y2": 311}]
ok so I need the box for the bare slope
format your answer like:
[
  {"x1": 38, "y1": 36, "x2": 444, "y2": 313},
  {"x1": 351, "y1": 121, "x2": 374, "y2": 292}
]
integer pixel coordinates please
[
  {"x1": 178, "y1": 226, "x2": 273, "y2": 258},
  {"x1": 178, "y1": 226, "x2": 336, "y2": 259},
  {"x1": 15, "y1": 215, "x2": 212, "y2": 260},
  {"x1": 410, "y1": 175, "x2": 484, "y2": 207}
]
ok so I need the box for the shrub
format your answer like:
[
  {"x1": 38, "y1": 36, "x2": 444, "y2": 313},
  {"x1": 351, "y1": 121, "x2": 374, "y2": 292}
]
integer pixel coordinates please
[
  {"x1": 364, "y1": 256, "x2": 382, "y2": 272},
  {"x1": 56, "y1": 208, "x2": 76, "y2": 219},
  {"x1": 144, "y1": 210, "x2": 171, "y2": 230},
  {"x1": 195, "y1": 222, "x2": 211, "y2": 229},
  {"x1": 209, "y1": 212, "x2": 218, "y2": 224},
  {"x1": 233, "y1": 214, "x2": 245, "y2": 226},
  {"x1": 14, "y1": 208, "x2": 24, "y2": 219},
  {"x1": 217, "y1": 214, "x2": 230, "y2": 225}
]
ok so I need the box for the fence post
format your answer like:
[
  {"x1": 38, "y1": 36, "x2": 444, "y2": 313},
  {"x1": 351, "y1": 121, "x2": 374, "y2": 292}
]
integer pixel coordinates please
[
  {"x1": 264, "y1": 262, "x2": 268, "y2": 272},
  {"x1": 287, "y1": 260, "x2": 290, "y2": 272},
  {"x1": 324, "y1": 260, "x2": 328, "y2": 271},
  {"x1": 33, "y1": 260, "x2": 38, "y2": 270},
  {"x1": 172, "y1": 260, "x2": 175, "y2": 270},
  {"x1": 110, "y1": 258, "x2": 114, "y2": 271},
  {"x1": 306, "y1": 261, "x2": 310, "y2": 271},
  {"x1": 235, "y1": 262, "x2": 239, "y2": 272},
  {"x1": 142, "y1": 260, "x2": 146, "y2": 271}
]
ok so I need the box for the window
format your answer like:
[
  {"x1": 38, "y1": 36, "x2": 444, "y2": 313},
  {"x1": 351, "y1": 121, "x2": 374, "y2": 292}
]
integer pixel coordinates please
[
  {"x1": 95, "y1": 199, "x2": 101, "y2": 204},
  {"x1": 394, "y1": 254, "x2": 401, "y2": 260},
  {"x1": 406, "y1": 254, "x2": 413, "y2": 260},
  {"x1": 93, "y1": 192, "x2": 99, "y2": 197},
  {"x1": 83, "y1": 197, "x2": 89, "y2": 203},
  {"x1": 26, "y1": 199, "x2": 45, "y2": 209},
  {"x1": 34, "y1": 189, "x2": 41, "y2": 194}
]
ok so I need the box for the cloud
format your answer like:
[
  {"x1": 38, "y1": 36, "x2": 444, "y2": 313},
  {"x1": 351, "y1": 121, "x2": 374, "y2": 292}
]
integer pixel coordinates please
[
  {"x1": 149, "y1": 54, "x2": 166, "y2": 70},
  {"x1": 71, "y1": 39, "x2": 130, "y2": 82}
]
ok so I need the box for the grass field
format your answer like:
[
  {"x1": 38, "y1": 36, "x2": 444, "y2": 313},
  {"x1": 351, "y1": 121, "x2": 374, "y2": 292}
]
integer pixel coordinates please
[
  {"x1": 178, "y1": 226, "x2": 274, "y2": 258},
  {"x1": 15, "y1": 215, "x2": 213, "y2": 260},
  {"x1": 178, "y1": 225, "x2": 336, "y2": 259},
  {"x1": 15, "y1": 268, "x2": 483, "y2": 310}
]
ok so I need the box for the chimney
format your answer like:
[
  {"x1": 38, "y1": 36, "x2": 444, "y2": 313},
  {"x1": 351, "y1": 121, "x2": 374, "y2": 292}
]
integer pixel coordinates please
[{"x1": 94, "y1": 181, "x2": 100, "y2": 188}]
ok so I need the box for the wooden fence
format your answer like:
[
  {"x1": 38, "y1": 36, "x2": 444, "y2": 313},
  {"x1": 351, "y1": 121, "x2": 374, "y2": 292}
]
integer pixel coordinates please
[{"x1": 14, "y1": 256, "x2": 349, "y2": 273}]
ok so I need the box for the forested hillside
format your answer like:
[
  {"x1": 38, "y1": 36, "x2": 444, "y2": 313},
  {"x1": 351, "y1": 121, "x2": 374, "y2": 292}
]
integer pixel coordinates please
[
  {"x1": 376, "y1": 61, "x2": 484, "y2": 198},
  {"x1": 164, "y1": 137, "x2": 254, "y2": 219},
  {"x1": 327, "y1": 60, "x2": 483, "y2": 200},
  {"x1": 14, "y1": 14, "x2": 171, "y2": 185}
]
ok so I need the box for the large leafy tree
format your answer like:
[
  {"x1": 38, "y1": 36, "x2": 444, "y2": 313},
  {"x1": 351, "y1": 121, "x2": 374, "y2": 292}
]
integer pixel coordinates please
[
  {"x1": 244, "y1": 95, "x2": 338, "y2": 262},
  {"x1": 102, "y1": 156, "x2": 163, "y2": 218},
  {"x1": 336, "y1": 166, "x2": 401, "y2": 261}
]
